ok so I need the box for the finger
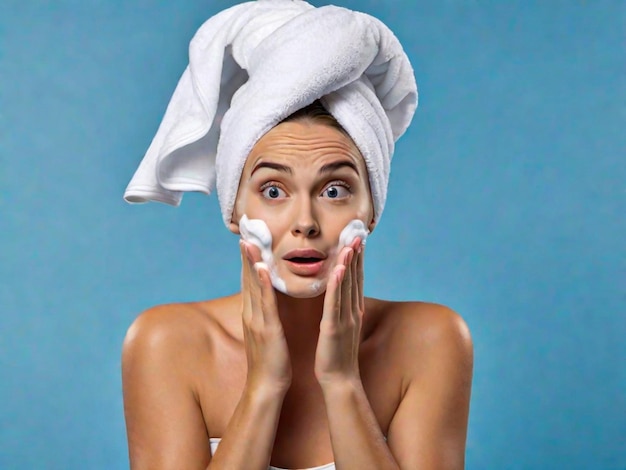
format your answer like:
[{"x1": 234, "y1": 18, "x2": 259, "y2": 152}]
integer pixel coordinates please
[
  {"x1": 240, "y1": 241, "x2": 252, "y2": 319},
  {"x1": 241, "y1": 240, "x2": 254, "y2": 278},
  {"x1": 247, "y1": 242, "x2": 263, "y2": 264},
  {"x1": 349, "y1": 238, "x2": 360, "y2": 309},
  {"x1": 351, "y1": 237, "x2": 363, "y2": 316},
  {"x1": 326, "y1": 244, "x2": 350, "y2": 323},
  {"x1": 255, "y1": 263, "x2": 279, "y2": 325},
  {"x1": 244, "y1": 242, "x2": 266, "y2": 302},
  {"x1": 357, "y1": 244, "x2": 365, "y2": 313},
  {"x1": 340, "y1": 248, "x2": 353, "y2": 323},
  {"x1": 323, "y1": 264, "x2": 345, "y2": 325},
  {"x1": 344, "y1": 236, "x2": 359, "y2": 256},
  {"x1": 243, "y1": 242, "x2": 264, "y2": 317},
  {"x1": 348, "y1": 237, "x2": 364, "y2": 313},
  {"x1": 351, "y1": 242, "x2": 359, "y2": 316},
  {"x1": 240, "y1": 239, "x2": 248, "y2": 276}
]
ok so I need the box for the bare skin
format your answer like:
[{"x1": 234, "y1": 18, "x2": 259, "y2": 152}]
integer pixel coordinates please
[{"x1": 122, "y1": 121, "x2": 474, "y2": 469}]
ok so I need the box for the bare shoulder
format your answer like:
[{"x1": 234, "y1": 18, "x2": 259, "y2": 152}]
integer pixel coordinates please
[
  {"x1": 122, "y1": 295, "x2": 240, "y2": 360},
  {"x1": 123, "y1": 302, "x2": 211, "y2": 360},
  {"x1": 367, "y1": 299, "x2": 473, "y2": 468},
  {"x1": 394, "y1": 301, "x2": 471, "y2": 345},
  {"x1": 365, "y1": 298, "x2": 473, "y2": 380},
  {"x1": 121, "y1": 297, "x2": 240, "y2": 469},
  {"x1": 366, "y1": 298, "x2": 472, "y2": 343},
  {"x1": 122, "y1": 297, "x2": 240, "y2": 386}
]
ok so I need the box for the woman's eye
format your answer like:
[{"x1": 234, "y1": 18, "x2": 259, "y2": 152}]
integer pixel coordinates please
[
  {"x1": 261, "y1": 185, "x2": 286, "y2": 199},
  {"x1": 322, "y1": 184, "x2": 350, "y2": 199}
]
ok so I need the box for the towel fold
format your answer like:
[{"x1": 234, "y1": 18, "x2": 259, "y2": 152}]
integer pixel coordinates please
[{"x1": 124, "y1": 0, "x2": 417, "y2": 226}]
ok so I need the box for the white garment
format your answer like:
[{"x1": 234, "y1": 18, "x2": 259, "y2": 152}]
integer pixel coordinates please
[
  {"x1": 209, "y1": 438, "x2": 335, "y2": 470},
  {"x1": 123, "y1": 0, "x2": 417, "y2": 226}
]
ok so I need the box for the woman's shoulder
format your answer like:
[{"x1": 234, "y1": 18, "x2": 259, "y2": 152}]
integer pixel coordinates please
[
  {"x1": 122, "y1": 295, "x2": 243, "y2": 363},
  {"x1": 366, "y1": 296, "x2": 469, "y2": 328},
  {"x1": 364, "y1": 297, "x2": 472, "y2": 362}
]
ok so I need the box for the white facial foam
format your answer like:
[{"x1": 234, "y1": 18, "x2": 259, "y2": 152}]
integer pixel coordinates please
[
  {"x1": 239, "y1": 215, "x2": 287, "y2": 293},
  {"x1": 309, "y1": 220, "x2": 369, "y2": 293},
  {"x1": 239, "y1": 216, "x2": 369, "y2": 296},
  {"x1": 338, "y1": 219, "x2": 369, "y2": 248}
]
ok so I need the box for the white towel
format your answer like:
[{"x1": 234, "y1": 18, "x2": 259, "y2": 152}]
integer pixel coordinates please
[{"x1": 124, "y1": 0, "x2": 417, "y2": 226}]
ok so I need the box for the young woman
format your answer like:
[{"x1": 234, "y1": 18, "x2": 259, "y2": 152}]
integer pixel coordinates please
[{"x1": 122, "y1": 102, "x2": 473, "y2": 469}]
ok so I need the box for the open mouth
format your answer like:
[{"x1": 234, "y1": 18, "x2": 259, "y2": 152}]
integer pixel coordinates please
[
  {"x1": 288, "y1": 257, "x2": 323, "y2": 264},
  {"x1": 282, "y1": 249, "x2": 327, "y2": 276},
  {"x1": 284, "y1": 256, "x2": 326, "y2": 276}
]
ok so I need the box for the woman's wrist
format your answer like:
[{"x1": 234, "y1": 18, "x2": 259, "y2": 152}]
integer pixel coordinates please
[
  {"x1": 318, "y1": 374, "x2": 362, "y2": 398},
  {"x1": 243, "y1": 378, "x2": 290, "y2": 403}
]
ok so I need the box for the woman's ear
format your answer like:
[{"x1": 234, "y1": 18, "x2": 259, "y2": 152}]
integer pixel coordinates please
[
  {"x1": 228, "y1": 221, "x2": 240, "y2": 235},
  {"x1": 228, "y1": 216, "x2": 241, "y2": 235},
  {"x1": 229, "y1": 202, "x2": 242, "y2": 234},
  {"x1": 367, "y1": 217, "x2": 376, "y2": 234}
]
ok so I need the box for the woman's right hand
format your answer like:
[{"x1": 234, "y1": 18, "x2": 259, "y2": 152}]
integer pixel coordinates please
[{"x1": 239, "y1": 240, "x2": 292, "y2": 395}]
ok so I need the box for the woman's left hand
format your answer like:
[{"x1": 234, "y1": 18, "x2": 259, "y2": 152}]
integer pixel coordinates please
[{"x1": 314, "y1": 237, "x2": 365, "y2": 388}]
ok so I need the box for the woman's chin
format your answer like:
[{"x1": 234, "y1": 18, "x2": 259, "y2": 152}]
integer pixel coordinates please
[{"x1": 279, "y1": 278, "x2": 327, "y2": 299}]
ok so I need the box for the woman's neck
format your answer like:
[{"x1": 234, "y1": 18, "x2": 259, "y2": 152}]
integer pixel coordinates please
[{"x1": 275, "y1": 290, "x2": 325, "y2": 367}]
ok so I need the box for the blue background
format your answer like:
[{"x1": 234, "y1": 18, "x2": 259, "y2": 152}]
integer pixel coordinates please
[{"x1": 1, "y1": 0, "x2": 624, "y2": 468}]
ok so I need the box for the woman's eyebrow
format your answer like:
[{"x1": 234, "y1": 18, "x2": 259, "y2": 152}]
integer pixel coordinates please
[
  {"x1": 318, "y1": 160, "x2": 359, "y2": 175},
  {"x1": 250, "y1": 161, "x2": 293, "y2": 177},
  {"x1": 250, "y1": 160, "x2": 358, "y2": 177}
]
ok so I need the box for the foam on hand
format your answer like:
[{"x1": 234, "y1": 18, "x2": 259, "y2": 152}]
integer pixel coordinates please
[{"x1": 239, "y1": 215, "x2": 287, "y2": 293}]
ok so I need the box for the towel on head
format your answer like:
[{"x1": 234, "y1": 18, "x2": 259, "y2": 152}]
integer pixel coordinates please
[{"x1": 124, "y1": 0, "x2": 417, "y2": 226}]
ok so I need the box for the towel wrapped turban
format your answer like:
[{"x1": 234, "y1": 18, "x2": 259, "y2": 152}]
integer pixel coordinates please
[{"x1": 124, "y1": 0, "x2": 418, "y2": 226}]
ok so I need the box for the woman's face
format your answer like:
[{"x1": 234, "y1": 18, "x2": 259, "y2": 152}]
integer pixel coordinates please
[{"x1": 231, "y1": 120, "x2": 375, "y2": 298}]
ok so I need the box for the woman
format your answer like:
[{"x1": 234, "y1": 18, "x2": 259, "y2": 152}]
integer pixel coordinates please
[{"x1": 122, "y1": 2, "x2": 473, "y2": 469}]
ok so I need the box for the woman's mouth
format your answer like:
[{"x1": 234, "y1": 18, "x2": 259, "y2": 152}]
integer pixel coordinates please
[
  {"x1": 282, "y1": 249, "x2": 327, "y2": 277},
  {"x1": 284, "y1": 257, "x2": 325, "y2": 276}
]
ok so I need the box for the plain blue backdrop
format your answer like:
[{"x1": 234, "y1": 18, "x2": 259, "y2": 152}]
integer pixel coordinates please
[{"x1": 1, "y1": 1, "x2": 624, "y2": 468}]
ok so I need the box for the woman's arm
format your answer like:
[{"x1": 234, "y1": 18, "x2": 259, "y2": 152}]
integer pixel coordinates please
[
  {"x1": 122, "y1": 306, "x2": 214, "y2": 470},
  {"x1": 386, "y1": 304, "x2": 473, "y2": 469},
  {"x1": 322, "y1": 304, "x2": 473, "y2": 470},
  {"x1": 209, "y1": 244, "x2": 292, "y2": 469},
  {"x1": 207, "y1": 384, "x2": 287, "y2": 469},
  {"x1": 315, "y1": 241, "x2": 473, "y2": 469},
  {"x1": 314, "y1": 242, "x2": 400, "y2": 469},
  {"x1": 122, "y1": 307, "x2": 289, "y2": 470},
  {"x1": 122, "y1": 242, "x2": 292, "y2": 470}
]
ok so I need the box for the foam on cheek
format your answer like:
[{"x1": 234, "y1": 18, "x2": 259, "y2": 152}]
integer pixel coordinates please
[
  {"x1": 309, "y1": 280, "x2": 324, "y2": 295},
  {"x1": 239, "y1": 215, "x2": 287, "y2": 294},
  {"x1": 239, "y1": 217, "x2": 368, "y2": 297},
  {"x1": 338, "y1": 219, "x2": 369, "y2": 249},
  {"x1": 307, "y1": 220, "x2": 368, "y2": 294}
]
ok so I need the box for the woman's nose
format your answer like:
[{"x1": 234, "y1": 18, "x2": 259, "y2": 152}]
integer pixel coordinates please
[{"x1": 291, "y1": 200, "x2": 320, "y2": 238}]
